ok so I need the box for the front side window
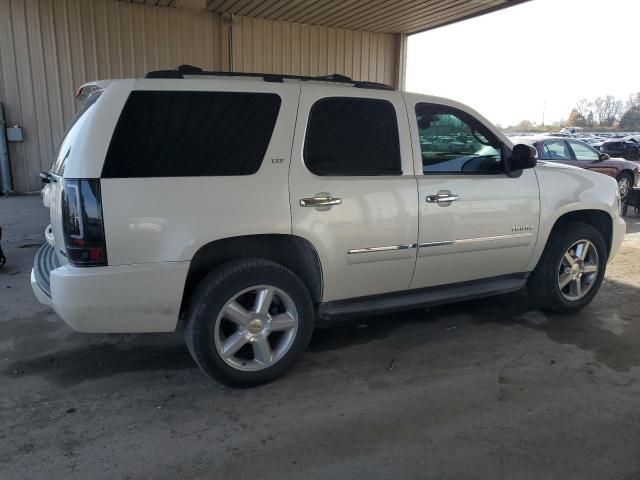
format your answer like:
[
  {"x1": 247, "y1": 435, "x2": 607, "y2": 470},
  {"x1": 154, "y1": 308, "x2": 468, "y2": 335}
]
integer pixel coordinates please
[
  {"x1": 415, "y1": 103, "x2": 503, "y2": 174},
  {"x1": 102, "y1": 91, "x2": 281, "y2": 178},
  {"x1": 568, "y1": 141, "x2": 599, "y2": 161},
  {"x1": 304, "y1": 97, "x2": 401, "y2": 176},
  {"x1": 541, "y1": 141, "x2": 572, "y2": 160}
]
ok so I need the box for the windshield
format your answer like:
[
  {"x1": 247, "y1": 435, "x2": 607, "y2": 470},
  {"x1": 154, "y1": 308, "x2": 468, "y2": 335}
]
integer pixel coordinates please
[{"x1": 50, "y1": 90, "x2": 103, "y2": 176}]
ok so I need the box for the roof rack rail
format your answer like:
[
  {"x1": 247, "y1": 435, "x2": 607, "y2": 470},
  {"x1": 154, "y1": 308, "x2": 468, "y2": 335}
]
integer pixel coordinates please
[{"x1": 145, "y1": 65, "x2": 394, "y2": 91}]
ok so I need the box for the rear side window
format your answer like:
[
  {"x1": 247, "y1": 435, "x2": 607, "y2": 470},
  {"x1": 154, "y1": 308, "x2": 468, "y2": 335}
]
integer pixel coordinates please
[
  {"x1": 102, "y1": 91, "x2": 281, "y2": 178},
  {"x1": 304, "y1": 97, "x2": 401, "y2": 176}
]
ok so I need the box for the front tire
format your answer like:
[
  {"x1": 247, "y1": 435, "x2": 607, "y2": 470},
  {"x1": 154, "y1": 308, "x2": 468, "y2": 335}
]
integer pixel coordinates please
[
  {"x1": 617, "y1": 172, "x2": 633, "y2": 199},
  {"x1": 527, "y1": 221, "x2": 607, "y2": 313},
  {"x1": 184, "y1": 259, "x2": 314, "y2": 387}
]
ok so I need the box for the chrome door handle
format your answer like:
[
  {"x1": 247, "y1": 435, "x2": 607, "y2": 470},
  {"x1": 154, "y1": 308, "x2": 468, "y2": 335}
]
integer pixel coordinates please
[
  {"x1": 300, "y1": 194, "x2": 342, "y2": 208},
  {"x1": 426, "y1": 191, "x2": 459, "y2": 204}
]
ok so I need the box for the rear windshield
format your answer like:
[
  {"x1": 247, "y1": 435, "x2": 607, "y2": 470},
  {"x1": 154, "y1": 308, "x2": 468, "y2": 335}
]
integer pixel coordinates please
[
  {"x1": 101, "y1": 91, "x2": 281, "y2": 178},
  {"x1": 51, "y1": 90, "x2": 103, "y2": 176}
]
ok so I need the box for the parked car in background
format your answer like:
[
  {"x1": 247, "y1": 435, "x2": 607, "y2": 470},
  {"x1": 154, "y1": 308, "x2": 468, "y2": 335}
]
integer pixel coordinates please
[
  {"x1": 579, "y1": 137, "x2": 605, "y2": 149},
  {"x1": 512, "y1": 136, "x2": 640, "y2": 197},
  {"x1": 601, "y1": 135, "x2": 640, "y2": 161},
  {"x1": 560, "y1": 127, "x2": 582, "y2": 135}
]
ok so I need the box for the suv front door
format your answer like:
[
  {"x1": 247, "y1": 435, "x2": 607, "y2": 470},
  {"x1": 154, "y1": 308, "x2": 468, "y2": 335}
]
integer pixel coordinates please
[
  {"x1": 289, "y1": 86, "x2": 419, "y2": 302},
  {"x1": 406, "y1": 96, "x2": 540, "y2": 289}
]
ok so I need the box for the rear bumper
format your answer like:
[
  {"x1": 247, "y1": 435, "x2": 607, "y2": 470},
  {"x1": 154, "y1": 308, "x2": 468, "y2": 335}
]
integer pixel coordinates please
[{"x1": 31, "y1": 244, "x2": 190, "y2": 333}]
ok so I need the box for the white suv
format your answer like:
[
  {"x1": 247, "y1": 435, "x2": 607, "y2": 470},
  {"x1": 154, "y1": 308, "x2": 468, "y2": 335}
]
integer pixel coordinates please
[{"x1": 32, "y1": 66, "x2": 626, "y2": 386}]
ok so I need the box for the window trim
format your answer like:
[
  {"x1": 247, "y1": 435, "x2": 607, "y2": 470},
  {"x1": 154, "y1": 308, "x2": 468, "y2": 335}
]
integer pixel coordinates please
[
  {"x1": 414, "y1": 102, "x2": 505, "y2": 176},
  {"x1": 303, "y1": 96, "x2": 403, "y2": 177}
]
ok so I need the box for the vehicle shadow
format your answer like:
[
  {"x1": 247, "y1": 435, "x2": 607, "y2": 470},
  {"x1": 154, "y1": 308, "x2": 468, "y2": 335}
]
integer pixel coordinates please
[
  {"x1": 2, "y1": 324, "x2": 194, "y2": 387},
  {"x1": 5, "y1": 275, "x2": 639, "y2": 387},
  {"x1": 310, "y1": 274, "x2": 640, "y2": 370}
]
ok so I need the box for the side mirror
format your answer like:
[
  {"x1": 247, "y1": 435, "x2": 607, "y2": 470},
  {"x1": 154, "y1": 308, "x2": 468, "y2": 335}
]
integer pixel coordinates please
[
  {"x1": 599, "y1": 153, "x2": 610, "y2": 161},
  {"x1": 509, "y1": 144, "x2": 537, "y2": 173}
]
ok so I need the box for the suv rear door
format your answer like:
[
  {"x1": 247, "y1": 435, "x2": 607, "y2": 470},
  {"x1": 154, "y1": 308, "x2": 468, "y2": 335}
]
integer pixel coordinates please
[
  {"x1": 47, "y1": 87, "x2": 104, "y2": 265},
  {"x1": 289, "y1": 85, "x2": 419, "y2": 302}
]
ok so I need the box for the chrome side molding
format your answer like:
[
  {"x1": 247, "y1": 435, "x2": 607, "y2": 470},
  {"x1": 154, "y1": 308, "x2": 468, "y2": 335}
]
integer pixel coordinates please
[
  {"x1": 419, "y1": 240, "x2": 455, "y2": 248},
  {"x1": 455, "y1": 233, "x2": 533, "y2": 244},
  {"x1": 348, "y1": 244, "x2": 417, "y2": 255},
  {"x1": 349, "y1": 233, "x2": 534, "y2": 255}
]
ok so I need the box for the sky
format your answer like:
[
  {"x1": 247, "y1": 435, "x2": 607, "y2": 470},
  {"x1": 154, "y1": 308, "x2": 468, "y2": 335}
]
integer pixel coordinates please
[{"x1": 406, "y1": 0, "x2": 640, "y2": 127}]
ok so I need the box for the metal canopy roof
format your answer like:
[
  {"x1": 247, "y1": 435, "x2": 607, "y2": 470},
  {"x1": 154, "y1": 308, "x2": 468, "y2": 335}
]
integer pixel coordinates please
[{"x1": 125, "y1": 0, "x2": 531, "y2": 34}]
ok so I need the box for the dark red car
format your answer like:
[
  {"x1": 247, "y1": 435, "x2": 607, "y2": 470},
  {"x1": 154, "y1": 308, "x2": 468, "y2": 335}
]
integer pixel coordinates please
[{"x1": 512, "y1": 136, "x2": 640, "y2": 197}]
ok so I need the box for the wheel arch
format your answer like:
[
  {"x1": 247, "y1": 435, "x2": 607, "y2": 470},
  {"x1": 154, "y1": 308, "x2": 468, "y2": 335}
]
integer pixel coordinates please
[
  {"x1": 618, "y1": 169, "x2": 635, "y2": 179},
  {"x1": 548, "y1": 209, "x2": 613, "y2": 256},
  {"x1": 179, "y1": 234, "x2": 323, "y2": 317}
]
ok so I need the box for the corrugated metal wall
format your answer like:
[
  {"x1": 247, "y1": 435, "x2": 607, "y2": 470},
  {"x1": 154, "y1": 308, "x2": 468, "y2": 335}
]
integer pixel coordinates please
[
  {"x1": 231, "y1": 16, "x2": 398, "y2": 87},
  {"x1": 0, "y1": 0, "x2": 400, "y2": 193},
  {"x1": 0, "y1": 0, "x2": 228, "y2": 193}
]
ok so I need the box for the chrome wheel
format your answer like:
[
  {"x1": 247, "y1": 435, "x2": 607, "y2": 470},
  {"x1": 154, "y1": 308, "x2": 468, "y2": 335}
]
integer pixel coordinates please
[
  {"x1": 214, "y1": 285, "x2": 299, "y2": 372},
  {"x1": 557, "y1": 239, "x2": 599, "y2": 301},
  {"x1": 618, "y1": 176, "x2": 631, "y2": 198}
]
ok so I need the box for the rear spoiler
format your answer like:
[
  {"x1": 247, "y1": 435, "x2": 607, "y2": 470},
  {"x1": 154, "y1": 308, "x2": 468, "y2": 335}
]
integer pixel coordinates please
[{"x1": 75, "y1": 81, "x2": 109, "y2": 100}]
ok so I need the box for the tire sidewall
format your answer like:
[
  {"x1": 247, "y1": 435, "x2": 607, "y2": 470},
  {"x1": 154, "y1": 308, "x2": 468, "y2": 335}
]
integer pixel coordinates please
[
  {"x1": 624, "y1": 147, "x2": 639, "y2": 161},
  {"x1": 186, "y1": 260, "x2": 314, "y2": 387},
  {"x1": 544, "y1": 223, "x2": 607, "y2": 312}
]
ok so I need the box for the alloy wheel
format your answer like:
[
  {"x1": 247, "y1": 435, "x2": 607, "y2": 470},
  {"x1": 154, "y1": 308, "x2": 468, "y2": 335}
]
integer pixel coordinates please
[
  {"x1": 557, "y1": 239, "x2": 599, "y2": 301},
  {"x1": 618, "y1": 176, "x2": 631, "y2": 198},
  {"x1": 213, "y1": 285, "x2": 299, "y2": 372}
]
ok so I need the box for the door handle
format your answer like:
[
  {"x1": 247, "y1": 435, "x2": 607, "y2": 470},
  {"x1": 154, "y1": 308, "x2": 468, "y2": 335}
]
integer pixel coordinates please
[
  {"x1": 426, "y1": 191, "x2": 459, "y2": 205},
  {"x1": 300, "y1": 194, "x2": 342, "y2": 208}
]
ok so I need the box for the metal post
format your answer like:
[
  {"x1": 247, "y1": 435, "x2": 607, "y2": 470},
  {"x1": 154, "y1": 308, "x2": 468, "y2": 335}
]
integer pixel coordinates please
[{"x1": 0, "y1": 103, "x2": 13, "y2": 194}]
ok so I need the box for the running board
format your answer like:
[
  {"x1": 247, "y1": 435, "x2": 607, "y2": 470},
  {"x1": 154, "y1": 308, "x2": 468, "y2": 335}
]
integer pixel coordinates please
[{"x1": 316, "y1": 274, "x2": 528, "y2": 321}]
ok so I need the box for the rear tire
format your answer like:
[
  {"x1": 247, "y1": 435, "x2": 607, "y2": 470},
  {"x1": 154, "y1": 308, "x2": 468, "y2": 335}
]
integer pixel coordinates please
[
  {"x1": 184, "y1": 258, "x2": 314, "y2": 387},
  {"x1": 527, "y1": 221, "x2": 607, "y2": 313},
  {"x1": 624, "y1": 147, "x2": 639, "y2": 161}
]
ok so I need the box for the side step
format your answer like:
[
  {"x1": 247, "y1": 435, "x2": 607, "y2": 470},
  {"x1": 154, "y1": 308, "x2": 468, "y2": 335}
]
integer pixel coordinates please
[{"x1": 316, "y1": 274, "x2": 528, "y2": 321}]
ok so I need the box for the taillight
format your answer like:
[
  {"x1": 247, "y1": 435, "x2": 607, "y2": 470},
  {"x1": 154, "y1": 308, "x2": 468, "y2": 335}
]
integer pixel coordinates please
[{"x1": 61, "y1": 179, "x2": 107, "y2": 267}]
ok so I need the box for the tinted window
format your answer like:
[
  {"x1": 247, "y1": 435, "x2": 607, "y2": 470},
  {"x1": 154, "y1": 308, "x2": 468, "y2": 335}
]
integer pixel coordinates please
[
  {"x1": 568, "y1": 141, "x2": 599, "y2": 161},
  {"x1": 102, "y1": 91, "x2": 281, "y2": 178},
  {"x1": 415, "y1": 104, "x2": 503, "y2": 174},
  {"x1": 304, "y1": 97, "x2": 401, "y2": 176},
  {"x1": 541, "y1": 141, "x2": 571, "y2": 160}
]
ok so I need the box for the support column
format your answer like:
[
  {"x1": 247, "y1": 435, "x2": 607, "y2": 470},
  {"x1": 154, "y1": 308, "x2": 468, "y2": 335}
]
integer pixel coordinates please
[{"x1": 394, "y1": 33, "x2": 408, "y2": 91}]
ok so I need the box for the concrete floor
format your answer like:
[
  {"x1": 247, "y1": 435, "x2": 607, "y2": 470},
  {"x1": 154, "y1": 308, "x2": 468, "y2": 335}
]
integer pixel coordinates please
[{"x1": 2, "y1": 194, "x2": 640, "y2": 480}]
